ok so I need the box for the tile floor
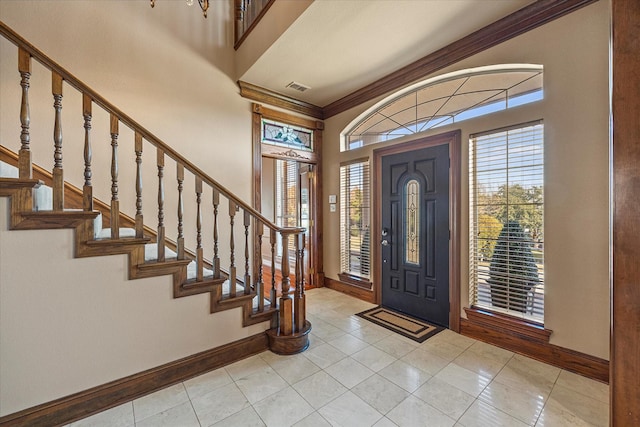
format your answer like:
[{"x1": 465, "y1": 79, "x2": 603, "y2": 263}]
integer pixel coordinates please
[{"x1": 68, "y1": 288, "x2": 609, "y2": 427}]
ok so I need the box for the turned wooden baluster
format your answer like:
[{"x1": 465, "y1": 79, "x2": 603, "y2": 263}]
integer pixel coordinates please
[
  {"x1": 52, "y1": 71, "x2": 64, "y2": 211},
  {"x1": 279, "y1": 231, "x2": 293, "y2": 335},
  {"x1": 176, "y1": 164, "x2": 185, "y2": 259},
  {"x1": 109, "y1": 114, "x2": 119, "y2": 238},
  {"x1": 82, "y1": 94, "x2": 93, "y2": 211},
  {"x1": 244, "y1": 210, "x2": 251, "y2": 295},
  {"x1": 229, "y1": 200, "x2": 237, "y2": 298},
  {"x1": 257, "y1": 221, "x2": 264, "y2": 312},
  {"x1": 196, "y1": 177, "x2": 204, "y2": 281},
  {"x1": 157, "y1": 148, "x2": 165, "y2": 261},
  {"x1": 134, "y1": 132, "x2": 143, "y2": 238},
  {"x1": 294, "y1": 233, "x2": 306, "y2": 332},
  {"x1": 212, "y1": 189, "x2": 220, "y2": 278},
  {"x1": 270, "y1": 228, "x2": 277, "y2": 308},
  {"x1": 18, "y1": 48, "x2": 32, "y2": 179}
]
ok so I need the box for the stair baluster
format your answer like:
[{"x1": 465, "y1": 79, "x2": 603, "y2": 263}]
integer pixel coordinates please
[
  {"x1": 157, "y1": 148, "x2": 165, "y2": 261},
  {"x1": 109, "y1": 114, "x2": 119, "y2": 238},
  {"x1": 257, "y1": 221, "x2": 264, "y2": 312},
  {"x1": 52, "y1": 71, "x2": 64, "y2": 211},
  {"x1": 212, "y1": 188, "x2": 220, "y2": 278},
  {"x1": 134, "y1": 132, "x2": 143, "y2": 238},
  {"x1": 1, "y1": 20, "x2": 311, "y2": 357},
  {"x1": 18, "y1": 47, "x2": 32, "y2": 179},
  {"x1": 229, "y1": 200, "x2": 237, "y2": 297},
  {"x1": 270, "y1": 228, "x2": 276, "y2": 309},
  {"x1": 244, "y1": 210, "x2": 251, "y2": 295},
  {"x1": 295, "y1": 233, "x2": 306, "y2": 332},
  {"x1": 176, "y1": 163, "x2": 185, "y2": 259},
  {"x1": 83, "y1": 94, "x2": 93, "y2": 211},
  {"x1": 196, "y1": 176, "x2": 203, "y2": 281}
]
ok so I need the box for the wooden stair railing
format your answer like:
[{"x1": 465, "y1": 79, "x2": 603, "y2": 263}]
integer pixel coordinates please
[{"x1": 0, "y1": 20, "x2": 310, "y2": 354}]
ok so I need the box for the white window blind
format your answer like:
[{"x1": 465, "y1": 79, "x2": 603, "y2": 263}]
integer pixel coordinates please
[
  {"x1": 469, "y1": 122, "x2": 544, "y2": 321},
  {"x1": 340, "y1": 160, "x2": 371, "y2": 279}
]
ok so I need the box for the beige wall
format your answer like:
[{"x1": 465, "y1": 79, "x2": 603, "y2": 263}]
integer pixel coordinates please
[
  {"x1": 0, "y1": 0, "x2": 267, "y2": 416},
  {"x1": 322, "y1": 1, "x2": 610, "y2": 360}
]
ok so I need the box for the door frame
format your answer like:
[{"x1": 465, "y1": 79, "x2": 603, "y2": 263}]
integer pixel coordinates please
[
  {"x1": 373, "y1": 130, "x2": 461, "y2": 332},
  {"x1": 251, "y1": 103, "x2": 324, "y2": 288}
]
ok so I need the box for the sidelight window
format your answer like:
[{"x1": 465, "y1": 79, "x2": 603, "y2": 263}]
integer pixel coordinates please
[
  {"x1": 469, "y1": 122, "x2": 544, "y2": 322},
  {"x1": 340, "y1": 160, "x2": 371, "y2": 279}
]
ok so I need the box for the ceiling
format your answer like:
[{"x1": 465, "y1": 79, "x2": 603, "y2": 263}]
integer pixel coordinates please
[{"x1": 239, "y1": 0, "x2": 535, "y2": 108}]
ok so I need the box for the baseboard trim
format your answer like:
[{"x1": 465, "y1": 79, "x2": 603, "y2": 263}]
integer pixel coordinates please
[
  {"x1": 325, "y1": 277, "x2": 375, "y2": 303},
  {"x1": 460, "y1": 318, "x2": 609, "y2": 384},
  {"x1": 0, "y1": 333, "x2": 269, "y2": 427}
]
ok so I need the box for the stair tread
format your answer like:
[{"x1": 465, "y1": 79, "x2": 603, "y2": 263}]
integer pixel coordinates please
[
  {"x1": 0, "y1": 177, "x2": 42, "y2": 189},
  {"x1": 86, "y1": 236, "x2": 151, "y2": 246},
  {"x1": 137, "y1": 258, "x2": 192, "y2": 269}
]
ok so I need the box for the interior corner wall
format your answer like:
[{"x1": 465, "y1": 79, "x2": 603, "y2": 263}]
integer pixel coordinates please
[
  {"x1": 322, "y1": 1, "x2": 610, "y2": 360},
  {"x1": 0, "y1": 0, "x2": 266, "y2": 416}
]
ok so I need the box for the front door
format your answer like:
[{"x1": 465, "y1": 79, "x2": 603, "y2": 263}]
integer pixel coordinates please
[{"x1": 381, "y1": 142, "x2": 450, "y2": 326}]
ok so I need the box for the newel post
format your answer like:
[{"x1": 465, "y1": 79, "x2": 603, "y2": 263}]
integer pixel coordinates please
[{"x1": 266, "y1": 228, "x2": 311, "y2": 355}]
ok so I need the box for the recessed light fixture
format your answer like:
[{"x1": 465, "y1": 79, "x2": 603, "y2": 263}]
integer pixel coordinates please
[{"x1": 286, "y1": 81, "x2": 311, "y2": 92}]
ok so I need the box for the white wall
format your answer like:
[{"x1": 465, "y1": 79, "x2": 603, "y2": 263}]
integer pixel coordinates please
[
  {"x1": 0, "y1": 0, "x2": 268, "y2": 416},
  {"x1": 322, "y1": 1, "x2": 610, "y2": 360}
]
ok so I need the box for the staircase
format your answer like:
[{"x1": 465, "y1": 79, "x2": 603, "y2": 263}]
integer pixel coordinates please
[{"x1": 0, "y1": 19, "x2": 310, "y2": 358}]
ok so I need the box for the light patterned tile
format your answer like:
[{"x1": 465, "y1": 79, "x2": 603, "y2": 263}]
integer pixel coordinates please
[
  {"x1": 378, "y1": 360, "x2": 431, "y2": 393},
  {"x1": 235, "y1": 365, "x2": 289, "y2": 403},
  {"x1": 253, "y1": 386, "x2": 314, "y2": 427},
  {"x1": 225, "y1": 354, "x2": 271, "y2": 380},
  {"x1": 293, "y1": 411, "x2": 332, "y2": 427},
  {"x1": 401, "y1": 347, "x2": 450, "y2": 376},
  {"x1": 350, "y1": 324, "x2": 393, "y2": 344},
  {"x1": 303, "y1": 343, "x2": 348, "y2": 369},
  {"x1": 434, "y1": 363, "x2": 492, "y2": 398},
  {"x1": 311, "y1": 318, "x2": 347, "y2": 342},
  {"x1": 325, "y1": 357, "x2": 375, "y2": 388},
  {"x1": 318, "y1": 391, "x2": 383, "y2": 427},
  {"x1": 67, "y1": 402, "x2": 133, "y2": 427},
  {"x1": 352, "y1": 345, "x2": 397, "y2": 372},
  {"x1": 543, "y1": 384, "x2": 609, "y2": 427},
  {"x1": 263, "y1": 352, "x2": 321, "y2": 384},
  {"x1": 373, "y1": 417, "x2": 399, "y2": 427},
  {"x1": 184, "y1": 367, "x2": 233, "y2": 399},
  {"x1": 555, "y1": 370, "x2": 609, "y2": 404},
  {"x1": 133, "y1": 383, "x2": 189, "y2": 422},
  {"x1": 493, "y1": 355, "x2": 560, "y2": 396},
  {"x1": 293, "y1": 370, "x2": 348, "y2": 409},
  {"x1": 387, "y1": 395, "x2": 456, "y2": 427},
  {"x1": 327, "y1": 334, "x2": 370, "y2": 355},
  {"x1": 191, "y1": 382, "x2": 251, "y2": 426},
  {"x1": 421, "y1": 340, "x2": 467, "y2": 362},
  {"x1": 414, "y1": 377, "x2": 475, "y2": 420},
  {"x1": 135, "y1": 401, "x2": 199, "y2": 427},
  {"x1": 453, "y1": 349, "x2": 510, "y2": 379},
  {"x1": 478, "y1": 380, "x2": 546, "y2": 425},
  {"x1": 373, "y1": 334, "x2": 419, "y2": 359},
  {"x1": 351, "y1": 374, "x2": 410, "y2": 415},
  {"x1": 458, "y1": 399, "x2": 529, "y2": 427},
  {"x1": 212, "y1": 406, "x2": 266, "y2": 426}
]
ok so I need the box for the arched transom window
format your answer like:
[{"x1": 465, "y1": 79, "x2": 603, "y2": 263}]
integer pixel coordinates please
[{"x1": 343, "y1": 64, "x2": 543, "y2": 151}]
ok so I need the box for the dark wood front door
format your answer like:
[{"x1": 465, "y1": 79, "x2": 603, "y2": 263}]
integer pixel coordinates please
[{"x1": 380, "y1": 142, "x2": 450, "y2": 326}]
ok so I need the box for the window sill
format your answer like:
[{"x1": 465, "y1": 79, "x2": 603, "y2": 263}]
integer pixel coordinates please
[
  {"x1": 337, "y1": 273, "x2": 372, "y2": 290},
  {"x1": 463, "y1": 307, "x2": 552, "y2": 343}
]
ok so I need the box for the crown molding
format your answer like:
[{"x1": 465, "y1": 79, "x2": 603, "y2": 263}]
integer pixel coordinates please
[
  {"x1": 238, "y1": 80, "x2": 324, "y2": 120},
  {"x1": 322, "y1": 0, "x2": 599, "y2": 118}
]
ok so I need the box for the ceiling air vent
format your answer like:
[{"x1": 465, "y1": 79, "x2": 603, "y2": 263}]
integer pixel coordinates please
[{"x1": 286, "y1": 81, "x2": 311, "y2": 92}]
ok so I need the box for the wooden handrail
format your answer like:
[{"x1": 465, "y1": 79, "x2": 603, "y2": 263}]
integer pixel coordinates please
[
  {"x1": 1, "y1": 20, "x2": 310, "y2": 354},
  {"x1": 0, "y1": 20, "x2": 301, "y2": 234}
]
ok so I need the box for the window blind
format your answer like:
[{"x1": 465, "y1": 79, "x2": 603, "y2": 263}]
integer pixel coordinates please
[
  {"x1": 469, "y1": 122, "x2": 544, "y2": 321},
  {"x1": 275, "y1": 159, "x2": 299, "y2": 255},
  {"x1": 340, "y1": 160, "x2": 371, "y2": 279}
]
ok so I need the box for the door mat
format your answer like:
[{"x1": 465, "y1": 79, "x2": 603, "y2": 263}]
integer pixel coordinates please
[{"x1": 356, "y1": 306, "x2": 444, "y2": 343}]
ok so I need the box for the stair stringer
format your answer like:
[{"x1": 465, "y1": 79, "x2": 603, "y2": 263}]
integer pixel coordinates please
[{"x1": 0, "y1": 178, "x2": 276, "y2": 329}]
